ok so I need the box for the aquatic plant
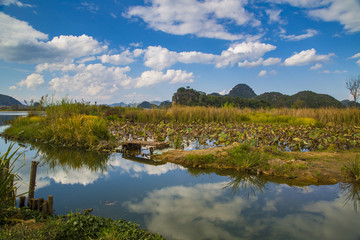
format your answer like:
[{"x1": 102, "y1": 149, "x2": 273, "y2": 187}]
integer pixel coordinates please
[
  {"x1": 0, "y1": 143, "x2": 25, "y2": 212},
  {"x1": 342, "y1": 155, "x2": 360, "y2": 182},
  {"x1": 226, "y1": 143, "x2": 265, "y2": 171}
]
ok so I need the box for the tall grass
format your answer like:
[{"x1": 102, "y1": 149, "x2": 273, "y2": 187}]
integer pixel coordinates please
[
  {"x1": 0, "y1": 143, "x2": 25, "y2": 211},
  {"x1": 116, "y1": 106, "x2": 360, "y2": 125}
]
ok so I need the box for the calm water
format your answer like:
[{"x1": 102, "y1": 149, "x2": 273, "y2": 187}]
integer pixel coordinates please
[{"x1": 1, "y1": 112, "x2": 360, "y2": 240}]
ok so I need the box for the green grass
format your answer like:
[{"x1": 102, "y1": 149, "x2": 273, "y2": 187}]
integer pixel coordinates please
[
  {"x1": 1, "y1": 209, "x2": 165, "y2": 240},
  {"x1": 342, "y1": 155, "x2": 360, "y2": 182},
  {"x1": 226, "y1": 143, "x2": 266, "y2": 171},
  {"x1": 0, "y1": 144, "x2": 25, "y2": 213}
]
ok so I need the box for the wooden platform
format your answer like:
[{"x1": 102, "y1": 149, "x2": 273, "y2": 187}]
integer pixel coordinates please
[{"x1": 121, "y1": 140, "x2": 169, "y2": 150}]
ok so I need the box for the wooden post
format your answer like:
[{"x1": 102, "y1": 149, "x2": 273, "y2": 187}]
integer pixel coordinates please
[
  {"x1": 150, "y1": 147, "x2": 154, "y2": 155},
  {"x1": 28, "y1": 198, "x2": 33, "y2": 209},
  {"x1": 38, "y1": 198, "x2": 44, "y2": 211},
  {"x1": 19, "y1": 196, "x2": 26, "y2": 208},
  {"x1": 28, "y1": 161, "x2": 39, "y2": 206},
  {"x1": 42, "y1": 200, "x2": 48, "y2": 214},
  {"x1": 33, "y1": 199, "x2": 39, "y2": 210},
  {"x1": 48, "y1": 195, "x2": 53, "y2": 214}
]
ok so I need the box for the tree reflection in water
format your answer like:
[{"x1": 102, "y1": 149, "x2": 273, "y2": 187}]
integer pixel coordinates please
[
  {"x1": 340, "y1": 182, "x2": 360, "y2": 213},
  {"x1": 224, "y1": 173, "x2": 267, "y2": 198},
  {"x1": 32, "y1": 143, "x2": 110, "y2": 173}
]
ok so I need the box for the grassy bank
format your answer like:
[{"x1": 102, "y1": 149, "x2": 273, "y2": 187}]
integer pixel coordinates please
[
  {"x1": 155, "y1": 142, "x2": 360, "y2": 184},
  {"x1": 1, "y1": 208, "x2": 165, "y2": 240},
  {"x1": 3, "y1": 100, "x2": 116, "y2": 151}
]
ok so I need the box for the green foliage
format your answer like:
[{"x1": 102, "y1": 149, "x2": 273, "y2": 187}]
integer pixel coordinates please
[
  {"x1": 1, "y1": 211, "x2": 165, "y2": 240},
  {"x1": 342, "y1": 155, "x2": 360, "y2": 182},
  {"x1": 185, "y1": 154, "x2": 216, "y2": 164},
  {"x1": 226, "y1": 143, "x2": 265, "y2": 171},
  {"x1": 0, "y1": 143, "x2": 25, "y2": 212}
]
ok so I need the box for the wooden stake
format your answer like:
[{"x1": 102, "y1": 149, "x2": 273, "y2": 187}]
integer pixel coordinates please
[
  {"x1": 38, "y1": 198, "x2": 44, "y2": 211},
  {"x1": 42, "y1": 200, "x2": 48, "y2": 214},
  {"x1": 33, "y1": 199, "x2": 39, "y2": 210},
  {"x1": 48, "y1": 195, "x2": 53, "y2": 214},
  {"x1": 19, "y1": 196, "x2": 26, "y2": 208},
  {"x1": 28, "y1": 161, "x2": 39, "y2": 206}
]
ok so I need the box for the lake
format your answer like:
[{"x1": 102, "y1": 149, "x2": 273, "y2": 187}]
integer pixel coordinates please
[{"x1": 1, "y1": 112, "x2": 360, "y2": 240}]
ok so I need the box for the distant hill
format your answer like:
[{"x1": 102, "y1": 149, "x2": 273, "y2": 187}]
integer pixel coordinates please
[
  {"x1": 172, "y1": 84, "x2": 343, "y2": 108},
  {"x1": 109, "y1": 102, "x2": 127, "y2": 107},
  {"x1": 137, "y1": 101, "x2": 157, "y2": 109},
  {"x1": 0, "y1": 94, "x2": 22, "y2": 106},
  {"x1": 254, "y1": 91, "x2": 342, "y2": 108},
  {"x1": 341, "y1": 100, "x2": 360, "y2": 108},
  {"x1": 159, "y1": 101, "x2": 172, "y2": 108},
  {"x1": 227, "y1": 84, "x2": 257, "y2": 99}
]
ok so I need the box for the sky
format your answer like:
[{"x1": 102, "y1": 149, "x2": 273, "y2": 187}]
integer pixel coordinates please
[{"x1": 0, "y1": 0, "x2": 359, "y2": 105}]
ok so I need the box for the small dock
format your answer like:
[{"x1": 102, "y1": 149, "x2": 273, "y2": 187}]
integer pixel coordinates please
[{"x1": 121, "y1": 140, "x2": 169, "y2": 152}]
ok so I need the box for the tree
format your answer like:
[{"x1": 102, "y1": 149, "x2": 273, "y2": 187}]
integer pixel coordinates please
[{"x1": 346, "y1": 76, "x2": 360, "y2": 107}]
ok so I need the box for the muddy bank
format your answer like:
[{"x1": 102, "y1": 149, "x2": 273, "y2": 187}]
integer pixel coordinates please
[{"x1": 154, "y1": 144, "x2": 359, "y2": 185}]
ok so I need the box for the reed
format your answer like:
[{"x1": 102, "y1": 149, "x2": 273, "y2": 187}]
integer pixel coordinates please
[{"x1": 0, "y1": 143, "x2": 25, "y2": 211}]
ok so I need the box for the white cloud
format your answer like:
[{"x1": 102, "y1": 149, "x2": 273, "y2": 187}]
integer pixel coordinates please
[
  {"x1": 0, "y1": 0, "x2": 32, "y2": 7},
  {"x1": 258, "y1": 70, "x2": 267, "y2": 77},
  {"x1": 9, "y1": 85, "x2": 17, "y2": 90},
  {"x1": 238, "y1": 58, "x2": 264, "y2": 68},
  {"x1": 216, "y1": 42, "x2": 277, "y2": 68},
  {"x1": 269, "y1": 0, "x2": 328, "y2": 8},
  {"x1": 265, "y1": 9, "x2": 283, "y2": 24},
  {"x1": 125, "y1": 0, "x2": 259, "y2": 40},
  {"x1": 263, "y1": 57, "x2": 282, "y2": 66},
  {"x1": 143, "y1": 42, "x2": 277, "y2": 70},
  {"x1": 133, "y1": 69, "x2": 194, "y2": 88},
  {"x1": 309, "y1": 0, "x2": 360, "y2": 33},
  {"x1": 357, "y1": 59, "x2": 360, "y2": 66},
  {"x1": 310, "y1": 63, "x2": 323, "y2": 70},
  {"x1": 281, "y1": 29, "x2": 318, "y2": 41},
  {"x1": 99, "y1": 49, "x2": 143, "y2": 65},
  {"x1": 219, "y1": 89, "x2": 230, "y2": 95},
  {"x1": 284, "y1": 48, "x2": 334, "y2": 66},
  {"x1": 258, "y1": 70, "x2": 277, "y2": 77},
  {"x1": 349, "y1": 52, "x2": 360, "y2": 59},
  {"x1": 125, "y1": 182, "x2": 255, "y2": 240},
  {"x1": 18, "y1": 73, "x2": 44, "y2": 89},
  {"x1": 0, "y1": 13, "x2": 107, "y2": 63},
  {"x1": 48, "y1": 63, "x2": 130, "y2": 97},
  {"x1": 144, "y1": 46, "x2": 217, "y2": 70}
]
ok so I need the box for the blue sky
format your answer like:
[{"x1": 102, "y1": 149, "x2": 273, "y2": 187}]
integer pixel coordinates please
[{"x1": 0, "y1": 0, "x2": 359, "y2": 104}]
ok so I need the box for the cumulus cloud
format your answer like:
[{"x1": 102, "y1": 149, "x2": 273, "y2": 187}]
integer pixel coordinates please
[
  {"x1": 216, "y1": 42, "x2": 277, "y2": 67},
  {"x1": 133, "y1": 69, "x2": 194, "y2": 88},
  {"x1": 281, "y1": 29, "x2": 318, "y2": 41},
  {"x1": 308, "y1": 0, "x2": 360, "y2": 33},
  {"x1": 99, "y1": 49, "x2": 143, "y2": 65},
  {"x1": 310, "y1": 63, "x2": 323, "y2": 70},
  {"x1": 258, "y1": 70, "x2": 277, "y2": 77},
  {"x1": 258, "y1": 70, "x2": 267, "y2": 77},
  {"x1": 0, "y1": 0, "x2": 32, "y2": 7},
  {"x1": 0, "y1": 12, "x2": 107, "y2": 63},
  {"x1": 18, "y1": 73, "x2": 44, "y2": 89},
  {"x1": 284, "y1": 48, "x2": 334, "y2": 66},
  {"x1": 125, "y1": 0, "x2": 259, "y2": 40},
  {"x1": 143, "y1": 42, "x2": 277, "y2": 70},
  {"x1": 263, "y1": 57, "x2": 282, "y2": 66},
  {"x1": 143, "y1": 46, "x2": 217, "y2": 70}
]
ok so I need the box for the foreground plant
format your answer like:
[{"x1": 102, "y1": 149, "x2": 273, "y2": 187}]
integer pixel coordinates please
[
  {"x1": 0, "y1": 143, "x2": 24, "y2": 212},
  {"x1": 1, "y1": 210, "x2": 165, "y2": 240},
  {"x1": 342, "y1": 155, "x2": 360, "y2": 182}
]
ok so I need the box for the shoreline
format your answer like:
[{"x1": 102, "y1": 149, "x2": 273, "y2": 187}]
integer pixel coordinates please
[{"x1": 153, "y1": 144, "x2": 359, "y2": 185}]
